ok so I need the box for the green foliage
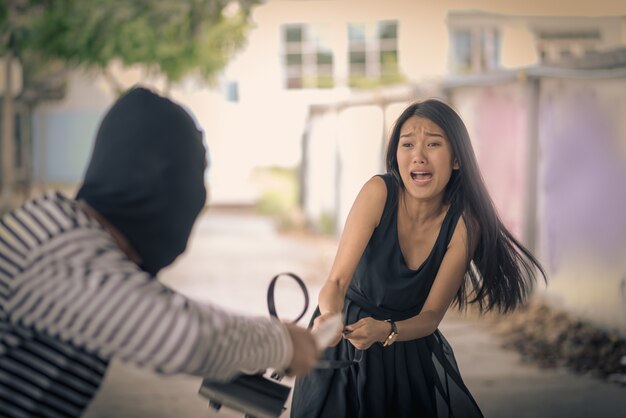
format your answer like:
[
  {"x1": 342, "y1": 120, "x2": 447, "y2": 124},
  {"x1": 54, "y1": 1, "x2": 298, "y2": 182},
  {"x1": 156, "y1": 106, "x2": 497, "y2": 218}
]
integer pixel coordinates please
[
  {"x1": 318, "y1": 211, "x2": 336, "y2": 235},
  {"x1": 2, "y1": 0, "x2": 262, "y2": 86},
  {"x1": 254, "y1": 166, "x2": 298, "y2": 215},
  {"x1": 348, "y1": 51, "x2": 405, "y2": 89},
  {"x1": 253, "y1": 166, "x2": 306, "y2": 230},
  {"x1": 300, "y1": 74, "x2": 334, "y2": 89},
  {"x1": 348, "y1": 72, "x2": 406, "y2": 89}
]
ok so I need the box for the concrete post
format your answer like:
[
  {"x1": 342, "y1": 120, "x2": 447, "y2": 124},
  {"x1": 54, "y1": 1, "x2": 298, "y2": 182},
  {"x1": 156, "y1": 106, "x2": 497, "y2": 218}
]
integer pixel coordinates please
[
  {"x1": 1, "y1": 0, "x2": 15, "y2": 211},
  {"x1": 523, "y1": 76, "x2": 541, "y2": 253}
]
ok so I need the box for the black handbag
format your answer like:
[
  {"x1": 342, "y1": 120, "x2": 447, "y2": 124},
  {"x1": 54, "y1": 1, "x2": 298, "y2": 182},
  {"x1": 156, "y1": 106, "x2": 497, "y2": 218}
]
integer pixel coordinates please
[
  {"x1": 198, "y1": 272, "x2": 309, "y2": 418},
  {"x1": 198, "y1": 373, "x2": 291, "y2": 418}
]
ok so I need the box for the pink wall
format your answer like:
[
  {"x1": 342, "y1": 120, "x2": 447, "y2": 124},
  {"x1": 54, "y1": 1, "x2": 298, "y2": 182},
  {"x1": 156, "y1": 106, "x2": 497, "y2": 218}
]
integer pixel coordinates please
[{"x1": 452, "y1": 85, "x2": 528, "y2": 240}]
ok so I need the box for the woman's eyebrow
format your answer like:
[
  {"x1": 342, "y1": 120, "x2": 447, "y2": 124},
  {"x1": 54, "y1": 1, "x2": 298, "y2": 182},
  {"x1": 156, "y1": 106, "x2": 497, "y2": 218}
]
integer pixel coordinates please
[{"x1": 425, "y1": 131, "x2": 445, "y2": 138}]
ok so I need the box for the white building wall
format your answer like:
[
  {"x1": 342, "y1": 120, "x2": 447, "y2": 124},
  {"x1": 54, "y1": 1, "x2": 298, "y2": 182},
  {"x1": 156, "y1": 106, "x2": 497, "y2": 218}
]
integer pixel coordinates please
[
  {"x1": 303, "y1": 111, "x2": 339, "y2": 226},
  {"x1": 336, "y1": 105, "x2": 384, "y2": 233}
]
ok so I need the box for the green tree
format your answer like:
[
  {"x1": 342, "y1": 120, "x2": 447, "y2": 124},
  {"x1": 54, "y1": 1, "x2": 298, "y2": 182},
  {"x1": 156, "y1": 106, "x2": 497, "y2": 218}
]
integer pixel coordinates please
[
  {"x1": 2, "y1": 0, "x2": 262, "y2": 96},
  {"x1": 25, "y1": 0, "x2": 261, "y2": 92},
  {"x1": 1, "y1": 0, "x2": 261, "y2": 211}
]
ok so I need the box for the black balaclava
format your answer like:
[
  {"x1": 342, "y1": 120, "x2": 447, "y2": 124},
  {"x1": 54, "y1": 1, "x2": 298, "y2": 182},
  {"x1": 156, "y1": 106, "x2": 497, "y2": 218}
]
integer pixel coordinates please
[{"x1": 77, "y1": 87, "x2": 207, "y2": 276}]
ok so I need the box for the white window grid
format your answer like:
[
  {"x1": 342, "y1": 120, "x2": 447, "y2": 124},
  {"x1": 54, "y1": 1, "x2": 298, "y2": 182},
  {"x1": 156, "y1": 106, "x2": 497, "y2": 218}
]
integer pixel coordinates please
[
  {"x1": 283, "y1": 24, "x2": 334, "y2": 89},
  {"x1": 348, "y1": 21, "x2": 398, "y2": 79}
]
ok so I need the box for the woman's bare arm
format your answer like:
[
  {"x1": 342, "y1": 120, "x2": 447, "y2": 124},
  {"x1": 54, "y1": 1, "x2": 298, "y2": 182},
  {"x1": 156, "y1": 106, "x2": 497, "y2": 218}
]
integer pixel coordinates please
[{"x1": 314, "y1": 176, "x2": 387, "y2": 343}]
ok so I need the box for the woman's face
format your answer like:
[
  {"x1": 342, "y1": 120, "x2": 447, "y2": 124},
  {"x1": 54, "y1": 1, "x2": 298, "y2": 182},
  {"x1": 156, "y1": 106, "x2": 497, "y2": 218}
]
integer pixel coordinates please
[{"x1": 396, "y1": 115, "x2": 458, "y2": 202}]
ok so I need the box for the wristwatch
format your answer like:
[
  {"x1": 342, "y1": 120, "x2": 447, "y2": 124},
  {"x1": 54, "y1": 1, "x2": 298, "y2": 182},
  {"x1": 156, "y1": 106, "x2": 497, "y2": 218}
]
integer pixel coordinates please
[{"x1": 382, "y1": 319, "x2": 398, "y2": 347}]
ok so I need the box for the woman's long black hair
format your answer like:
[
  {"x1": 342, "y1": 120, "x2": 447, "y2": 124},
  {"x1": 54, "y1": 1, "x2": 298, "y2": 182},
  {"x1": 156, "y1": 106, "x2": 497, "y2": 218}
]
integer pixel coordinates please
[{"x1": 386, "y1": 99, "x2": 547, "y2": 313}]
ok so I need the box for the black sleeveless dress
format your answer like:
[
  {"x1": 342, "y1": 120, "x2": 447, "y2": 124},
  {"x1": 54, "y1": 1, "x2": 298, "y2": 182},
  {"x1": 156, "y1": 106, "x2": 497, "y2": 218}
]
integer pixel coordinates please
[{"x1": 291, "y1": 174, "x2": 483, "y2": 418}]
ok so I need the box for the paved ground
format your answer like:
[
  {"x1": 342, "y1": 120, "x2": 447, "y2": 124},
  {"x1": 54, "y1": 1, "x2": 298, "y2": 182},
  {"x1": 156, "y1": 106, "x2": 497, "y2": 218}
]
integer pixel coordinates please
[{"x1": 84, "y1": 210, "x2": 625, "y2": 418}]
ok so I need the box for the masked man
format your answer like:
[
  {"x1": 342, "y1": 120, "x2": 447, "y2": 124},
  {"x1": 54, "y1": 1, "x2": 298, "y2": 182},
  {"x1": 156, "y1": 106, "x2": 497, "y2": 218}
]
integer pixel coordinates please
[{"x1": 0, "y1": 87, "x2": 318, "y2": 417}]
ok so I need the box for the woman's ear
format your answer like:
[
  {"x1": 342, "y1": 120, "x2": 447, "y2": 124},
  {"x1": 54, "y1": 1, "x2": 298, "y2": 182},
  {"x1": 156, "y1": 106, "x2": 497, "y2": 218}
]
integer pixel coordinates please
[{"x1": 453, "y1": 158, "x2": 460, "y2": 170}]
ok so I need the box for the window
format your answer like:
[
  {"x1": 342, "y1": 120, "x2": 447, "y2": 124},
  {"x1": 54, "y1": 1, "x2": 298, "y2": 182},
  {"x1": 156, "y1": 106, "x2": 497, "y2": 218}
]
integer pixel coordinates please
[
  {"x1": 535, "y1": 30, "x2": 601, "y2": 63},
  {"x1": 224, "y1": 81, "x2": 239, "y2": 102},
  {"x1": 480, "y1": 28, "x2": 500, "y2": 71},
  {"x1": 282, "y1": 24, "x2": 334, "y2": 89},
  {"x1": 348, "y1": 20, "x2": 401, "y2": 88},
  {"x1": 450, "y1": 27, "x2": 500, "y2": 74},
  {"x1": 452, "y1": 30, "x2": 472, "y2": 73}
]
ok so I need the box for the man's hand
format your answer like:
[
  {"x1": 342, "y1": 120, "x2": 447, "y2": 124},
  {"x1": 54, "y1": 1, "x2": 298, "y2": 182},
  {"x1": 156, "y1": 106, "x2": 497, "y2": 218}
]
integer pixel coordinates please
[
  {"x1": 312, "y1": 312, "x2": 343, "y2": 347},
  {"x1": 342, "y1": 317, "x2": 390, "y2": 350},
  {"x1": 283, "y1": 324, "x2": 319, "y2": 377}
]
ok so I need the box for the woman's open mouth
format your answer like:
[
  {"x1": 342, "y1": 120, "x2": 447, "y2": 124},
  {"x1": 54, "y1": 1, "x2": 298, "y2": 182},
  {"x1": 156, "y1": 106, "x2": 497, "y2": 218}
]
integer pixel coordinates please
[{"x1": 410, "y1": 171, "x2": 432, "y2": 184}]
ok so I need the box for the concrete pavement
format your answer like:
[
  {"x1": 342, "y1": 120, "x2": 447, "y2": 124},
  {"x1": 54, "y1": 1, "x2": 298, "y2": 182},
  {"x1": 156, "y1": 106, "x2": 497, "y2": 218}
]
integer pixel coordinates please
[{"x1": 84, "y1": 210, "x2": 625, "y2": 418}]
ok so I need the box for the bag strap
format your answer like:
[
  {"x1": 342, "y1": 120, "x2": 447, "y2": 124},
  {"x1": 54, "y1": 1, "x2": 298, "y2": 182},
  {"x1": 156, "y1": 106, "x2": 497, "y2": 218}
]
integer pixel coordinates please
[
  {"x1": 266, "y1": 272, "x2": 362, "y2": 370},
  {"x1": 266, "y1": 272, "x2": 309, "y2": 324}
]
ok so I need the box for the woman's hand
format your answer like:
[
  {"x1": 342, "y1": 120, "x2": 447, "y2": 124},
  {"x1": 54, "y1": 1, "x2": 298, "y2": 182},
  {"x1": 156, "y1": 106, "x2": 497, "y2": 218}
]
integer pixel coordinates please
[
  {"x1": 343, "y1": 317, "x2": 390, "y2": 350},
  {"x1": 312, "y1": 312, "x2": 343, "y2": 347}
]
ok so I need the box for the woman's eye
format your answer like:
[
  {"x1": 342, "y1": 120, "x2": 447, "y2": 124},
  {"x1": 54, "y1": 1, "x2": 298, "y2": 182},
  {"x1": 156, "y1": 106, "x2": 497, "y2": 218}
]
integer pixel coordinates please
[
  {"x1": 401, "y1": 143, "x2": 413, "y2": 148},
  {"x1": 428, "y1": 142, "x2": 441, "y2": 148}
]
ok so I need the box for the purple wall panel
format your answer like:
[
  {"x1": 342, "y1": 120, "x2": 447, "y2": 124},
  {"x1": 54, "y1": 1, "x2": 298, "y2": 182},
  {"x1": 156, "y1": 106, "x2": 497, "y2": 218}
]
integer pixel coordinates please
[{"x1": 540, "y1": 89, "x2": 626, "y2": 272}]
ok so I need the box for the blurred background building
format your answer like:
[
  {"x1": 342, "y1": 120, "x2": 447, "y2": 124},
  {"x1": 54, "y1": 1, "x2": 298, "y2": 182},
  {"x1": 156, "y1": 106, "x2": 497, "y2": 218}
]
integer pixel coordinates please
[{"x1": 2, "y1": 0, "x2": 626, "y2": 338}]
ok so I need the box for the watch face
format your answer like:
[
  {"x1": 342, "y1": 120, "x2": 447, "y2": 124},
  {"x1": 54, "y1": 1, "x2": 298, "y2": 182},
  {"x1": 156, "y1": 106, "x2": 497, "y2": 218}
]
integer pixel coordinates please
[
  {"x1": 383, "y1": 331, "x2": 398, "y2": 347},
  {"x1": 383, "y1": 320, "x2": 398, "y2": 347}
]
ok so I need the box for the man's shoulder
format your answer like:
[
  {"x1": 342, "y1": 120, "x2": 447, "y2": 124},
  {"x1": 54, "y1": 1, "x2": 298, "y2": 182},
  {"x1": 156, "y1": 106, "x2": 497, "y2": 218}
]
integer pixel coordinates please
[
  {"x1": 32, "y1": 190, "x2": 75, "y2": 208},
  {"x1": 2, "y1": 191, "x2": 99, "y2": 252},
  {"x1": 7, "y1": 192, "x2": 145, "y2": 276},
  {"x1": 21, "y1": 191, "x2": 83, "y2": 228}
]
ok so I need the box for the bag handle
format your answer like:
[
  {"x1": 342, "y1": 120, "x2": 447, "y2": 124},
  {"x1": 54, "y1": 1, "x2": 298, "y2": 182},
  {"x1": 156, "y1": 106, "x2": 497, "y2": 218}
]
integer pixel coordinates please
[
  {"x1": 266, "y1": 272, "x2": 361, "y2": 370},
  {"x1": 266, "y1": 272, "x2": 309, "y2": 323}
]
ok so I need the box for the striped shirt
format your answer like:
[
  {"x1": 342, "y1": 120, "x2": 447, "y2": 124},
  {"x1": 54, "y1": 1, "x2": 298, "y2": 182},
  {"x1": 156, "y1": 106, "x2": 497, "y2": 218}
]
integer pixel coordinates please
[{"x1": 0, "y1": 192, "x2": 293, "y2": 417}]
